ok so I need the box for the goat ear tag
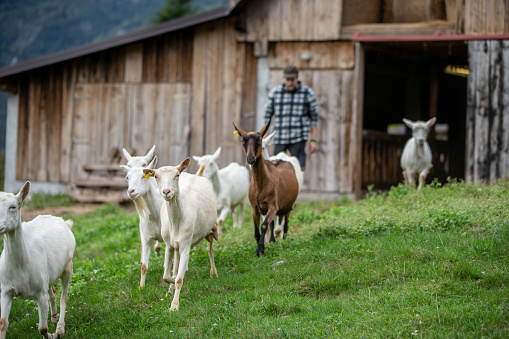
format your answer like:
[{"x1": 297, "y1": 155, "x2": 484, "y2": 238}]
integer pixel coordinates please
[
  {"x1": 233, "y1": 130, "x2": 240, "y2": 137},
  {"x1": 144, "y1": 172, "x2": 152, "y2": 180}
]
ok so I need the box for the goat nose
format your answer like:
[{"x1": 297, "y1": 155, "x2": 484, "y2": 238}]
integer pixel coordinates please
[
  {"x1": 128, "y1": 189, "x2": 135, "y2": 194},
  {"x1": 247, "y1": 155, "x2": 255, "y2": 165},
  {"x1": 163, "y1": 189, "x2": 171, "y2": 195}
]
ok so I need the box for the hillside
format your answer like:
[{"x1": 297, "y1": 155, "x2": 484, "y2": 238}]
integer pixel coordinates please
[{"x1": 0, "y1": 0, "x2": 229, "y2": 68}]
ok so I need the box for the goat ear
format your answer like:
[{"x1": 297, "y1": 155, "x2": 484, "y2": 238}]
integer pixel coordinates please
[
  {"x1": 259, "y1": 118, "x2": 271, "y2": 137},
  {"x1": 426, "y1": 117, "x2": 437, "y2": 128},
  {"x1": 178, "y1": 157, "x2": 191, "y2": 172},
  {"x1": 145, "y1": 145, "x2": 156, "y2": 162},
  {"x1": 123, "y1": 148, "x2": 132, "y2": 162},
  {"x1": 213, "y1": 147, "x2": 221, "y2": 159},
  {"x1": 120, "y1": 165, "x2": 130, "y2": 173},
  {"x1": 143, "y1": 169, "x2": 156, "y2": 177},
  {"x1": 233, "y1": 122, "x2": 246, "y2": 137},
  {"x1": 264, "y1": 131, "x2": 276, "y2": 146},
  {"x1": 147, "y1": 156, "x2": 158, "y2": 169},
  {"x1": 16, "y1": 181, "x2": 30, "y2": 204},
  {"x1": 402, "y1": 118, "x2": 413, "y2": 129}
]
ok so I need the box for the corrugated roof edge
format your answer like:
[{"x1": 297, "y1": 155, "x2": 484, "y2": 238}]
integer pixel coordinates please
[{"x1": 0, "y1": 3, "x2": 238, "y2": 78}]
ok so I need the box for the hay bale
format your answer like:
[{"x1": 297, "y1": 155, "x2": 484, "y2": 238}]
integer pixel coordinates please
[
  {"x1": 392, "y1": 0, "x2": 446, "y2": 23},
  {"x1": 342, "y1": 0, "x2": 382, "y2": 25}
]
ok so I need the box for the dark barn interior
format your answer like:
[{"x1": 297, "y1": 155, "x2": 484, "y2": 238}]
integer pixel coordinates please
[{"x1": 362, "y1": 40, "x2": 468, "y2": 190}]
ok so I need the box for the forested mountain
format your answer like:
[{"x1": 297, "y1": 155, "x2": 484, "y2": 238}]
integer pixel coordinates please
[
  {"x1": 0, "y1": 0, "x2": 229, "y2": 152},
  {"x1": 0, "y1": 0, "x2": 229, "y2": 68}
]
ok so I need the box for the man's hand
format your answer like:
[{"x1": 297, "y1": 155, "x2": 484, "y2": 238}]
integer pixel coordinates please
[{"x1": 309, "y1": 142, "x2": 317, "y2": 154}]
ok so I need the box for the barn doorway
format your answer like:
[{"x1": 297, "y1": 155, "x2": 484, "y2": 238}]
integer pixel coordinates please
[{"x1": 361, "y1": 41, "x2": 468, "y2": 190}]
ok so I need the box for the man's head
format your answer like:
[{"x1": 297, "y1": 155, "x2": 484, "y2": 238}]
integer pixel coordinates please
[{"x1": 283, "y1": 65, "x2": 299, "y2": 92}]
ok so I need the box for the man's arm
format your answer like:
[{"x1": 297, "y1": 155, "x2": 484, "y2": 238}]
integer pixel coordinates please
[
  {"x1": 264, "y1": 89, "x2": 275, "y2": 125},
  {"x1": 307, "y1": 88, "x2": 319, "y2": 154},
  {"x1": 309, "y1": 127, "x2": 318, "y2": 154}
]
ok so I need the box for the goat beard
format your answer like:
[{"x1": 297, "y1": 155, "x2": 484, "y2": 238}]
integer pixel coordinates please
[{"x1": 134, "y1": 197, "x2": 151, "y2": 219}]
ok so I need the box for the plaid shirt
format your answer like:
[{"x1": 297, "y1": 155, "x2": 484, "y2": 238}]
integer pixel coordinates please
[{"x1": 264, "y1": 81, "x2": 319, "y2": 145}]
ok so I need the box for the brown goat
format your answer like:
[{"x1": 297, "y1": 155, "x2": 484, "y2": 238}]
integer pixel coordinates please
[{"x1": 233, "y1": 120, "x2": 299, "y2": 256}]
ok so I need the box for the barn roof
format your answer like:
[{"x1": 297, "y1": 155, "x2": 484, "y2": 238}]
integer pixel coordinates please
[{"x1": 0, "y1": 1, "x2": 245, "y2": 78}]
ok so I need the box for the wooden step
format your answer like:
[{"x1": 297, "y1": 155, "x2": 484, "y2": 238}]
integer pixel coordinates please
[
  {"x1": 83, "y1": 164, "x2": 125, "y2": 174},
  {"x1": 73, "y1": 178, "x2": 127, "y2": 189}
]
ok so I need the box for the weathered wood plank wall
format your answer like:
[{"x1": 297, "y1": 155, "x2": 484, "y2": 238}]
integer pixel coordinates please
[
  {"x1": 244, "y1": 0, "x2": 343, "y2": 56},
  {"x1": 464, "y1": 0, "x2": 509, "y2": 34},
  {"x1": 466, "y1": 40, "x2": 509, "y2": 183},
  {"x1": 69, "y1": 83, "x2": 192, "y2": 183},
  {"x1": 16, "y1": 30, "x2": 194, "y2": 183},
  {"x1": 190, "y1": 18, "x2": 257, "y2": 173}
]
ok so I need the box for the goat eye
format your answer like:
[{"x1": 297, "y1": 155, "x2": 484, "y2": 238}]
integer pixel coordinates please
[{"x1": 8, "y1": 205, "x2": 16, "y2": 211}]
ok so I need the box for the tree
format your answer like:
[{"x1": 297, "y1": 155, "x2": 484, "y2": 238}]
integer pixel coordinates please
[{"x1": 151, "y1": 0, "x2": 197, "y2": 24}]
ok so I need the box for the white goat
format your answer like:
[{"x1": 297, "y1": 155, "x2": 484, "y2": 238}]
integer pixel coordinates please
[
  {"x1": 144, "y1": 158, "x2": 218, "y2": 311},
  {"x1": 400, "y1": 117, "x2": 436, "y2": 191},
  {"x1": 121, "y1": 156, "x2": 163, "y2": 288},
  {"x1": 123, "y1": 145, "x2": 162, "y2": 255},
  {"x1": 192, "y1": 147, "x2": 249, "y2": 233},
  {"x1": 0, "y1": 182, "x2": 75, "y2": 339},
  {"x1": 261, "y1": 131, "x2": 304, "y2": 239},
  {"x1": 123, "y1": 145, "x2": 156, "y2": 168}
]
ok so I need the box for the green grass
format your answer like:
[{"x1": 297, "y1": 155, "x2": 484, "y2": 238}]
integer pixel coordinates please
[
  {"x1": 1, "y1": 179, "x2": 509, "y2": 338},
  {"x1": 23, "y1": 191, "x2": 75, "y2": 210}
]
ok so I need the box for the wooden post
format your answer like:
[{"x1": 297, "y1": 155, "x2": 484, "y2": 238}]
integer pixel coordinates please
[{"x1": 353, "y1": 42, "x2": 365, "y2": 200}]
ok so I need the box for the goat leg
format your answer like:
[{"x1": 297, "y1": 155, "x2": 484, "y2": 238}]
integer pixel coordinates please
[
  {"x1": 36, "y1": 292, "x2": 51, "y2": 339},
  {"x1": 48, "y1": 286, "x2": 58, "y2": 324},
  {"x1": 140, "y1": 235, "x2": 153, "y2": 288},
  {"x1": 252, "y1": 210, "x2": 261, "y2": 243},
  {"x1": 1, "y1": 288, "x2": 14, "y2": 339},
  {"x1": 257, "y1": 218, "x2": 268, "y2": 257},
  {"x1": 283, "y1": 213, "x2": 290, "y2": 240},
  {"x1": 163, "y1": 246, "x2": 175, "y2": 285},
  {"x1": 257, "y1": 210, "x2": 276, "y2": 256},
  {"x1": 154, "y1": 240, "x2": 162, "y2": 255},
  {"x1": 206, "y1": 235, "x2": 218, "y2": 278},
  {"x1": 170, "y1": 244, "x2": 191, "y2": 311},
  {"x1": 269, "y1": 220, "x2": 276, "y2": 243},
  {"x1": 55, "y1": 261, "x2": 72, "y2": 338}
]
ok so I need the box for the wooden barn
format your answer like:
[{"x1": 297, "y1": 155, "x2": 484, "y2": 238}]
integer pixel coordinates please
[{"x1": 1, "y1": 0, "x2": 508, "y2": 201}]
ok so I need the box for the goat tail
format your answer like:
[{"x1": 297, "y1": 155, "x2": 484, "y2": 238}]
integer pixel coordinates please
[{"x1": 65, "y1": 219, "x2": 74, "y2": 230}]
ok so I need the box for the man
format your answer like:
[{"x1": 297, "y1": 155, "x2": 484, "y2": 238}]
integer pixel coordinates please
[{"x1": 264, "y1": 65, "x2": 318, "y2": 170}]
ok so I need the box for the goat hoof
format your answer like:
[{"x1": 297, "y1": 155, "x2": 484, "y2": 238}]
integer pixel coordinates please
[{"x1": 256, "y1": 247, "x2": 264, "y2": 257}]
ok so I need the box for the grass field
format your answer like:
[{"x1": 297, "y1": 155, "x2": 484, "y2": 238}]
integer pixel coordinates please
[{"x1": 1, "y1": 179, "x2": 509, "y2": 338}]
